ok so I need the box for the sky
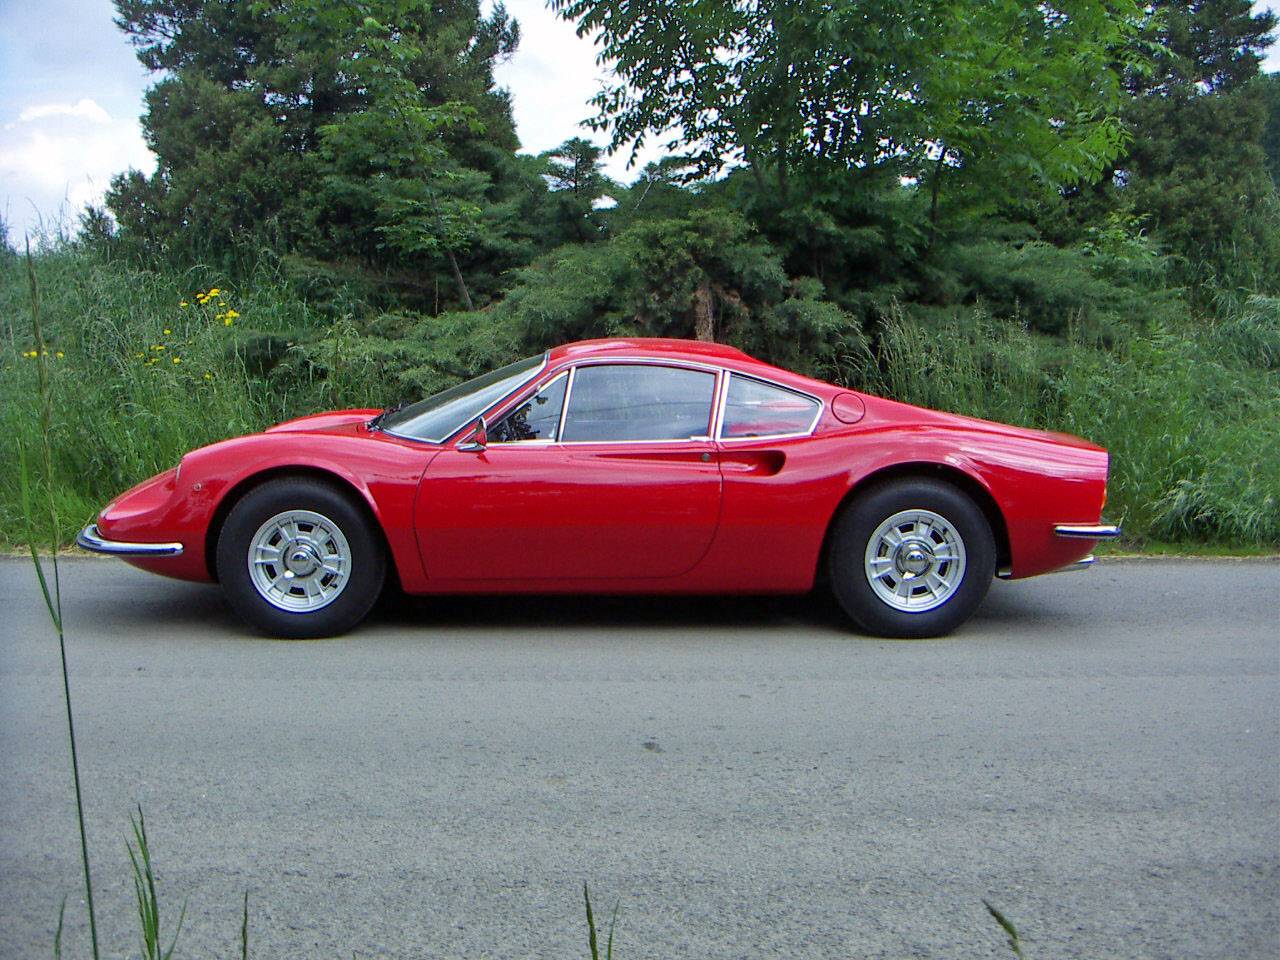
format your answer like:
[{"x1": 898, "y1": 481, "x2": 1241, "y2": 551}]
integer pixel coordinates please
[{"x1": 2, "y1": 0, "x2": 1278, "y2": 241}]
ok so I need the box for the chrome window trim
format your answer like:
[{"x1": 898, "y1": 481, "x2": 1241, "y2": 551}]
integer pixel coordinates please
[
  {"x1": 488, "y1": 370, "x2": 571, "y2": 444},
  {"x1": 381, "y1": 353, "x2": 549, "y2": 445},
  {"x1": 714, "y1": 371, "x2": 824, "y2": 442},
  {"x1": 549, "y1": 358, "x2": 722, "y2": 446}
]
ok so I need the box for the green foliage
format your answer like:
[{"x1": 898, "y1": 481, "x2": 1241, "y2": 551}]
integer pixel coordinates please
[
  {"x1": 539, "y1": 137, "x2": 614, "y2": 243},
  {"x1": 1127, "y1": 0, "x2": 1277, "y2": 94},
  {"x1": 938, "y1": 237, "x2": 1181, "y2": 336},
  {"x1": 552, "y1": 0, "x2": 1144, "y2": 211},
  {"x1": 1124, "y1": 84, "x2": 1280, "y2": 294},
  {"x1": 1264, "y1": 73, "x2": 1280, "y2": 185},
  {"x1": 108, "y1": 0, "x2": 524, "y2": 308}
]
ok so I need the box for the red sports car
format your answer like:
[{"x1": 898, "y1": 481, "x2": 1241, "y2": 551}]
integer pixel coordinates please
[{"x1": 77, "y1": 338, "x2": 1119, "y2": 638}]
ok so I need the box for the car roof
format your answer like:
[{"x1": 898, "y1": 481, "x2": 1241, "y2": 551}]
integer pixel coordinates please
[{"x1": 548, "y1": 338, "x2": 753, "y2": 364}]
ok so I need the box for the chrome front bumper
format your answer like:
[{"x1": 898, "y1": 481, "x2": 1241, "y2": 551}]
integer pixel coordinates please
[
  {"x1": 1054, "y1": 523, "x2": 1122, "y2": 540},
  {"x1": 75, "y1": 524, "x2": 184, "y2": 557}
]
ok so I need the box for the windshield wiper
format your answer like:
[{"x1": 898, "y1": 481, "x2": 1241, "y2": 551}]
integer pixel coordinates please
[{"x1": 368, "y1": 400, "x2": 409, "y2": 432}]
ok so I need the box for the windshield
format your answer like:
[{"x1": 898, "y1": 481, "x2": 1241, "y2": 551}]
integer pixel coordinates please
[{"x1": 376, "y1": 354, "x2": 546, "y2": 443}]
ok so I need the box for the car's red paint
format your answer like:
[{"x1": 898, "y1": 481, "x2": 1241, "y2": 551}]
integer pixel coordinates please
[{"x1": 93, "y1": 337, "x2": 1110, "y2": 594}]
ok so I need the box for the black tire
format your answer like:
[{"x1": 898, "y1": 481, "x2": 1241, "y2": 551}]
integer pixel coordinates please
[
  {"x1": 827, "y1": 478, "x2": 995, "y2": 638},
  {"x1": 215, "y1": 477, "x2": 386, "y2": 638}
]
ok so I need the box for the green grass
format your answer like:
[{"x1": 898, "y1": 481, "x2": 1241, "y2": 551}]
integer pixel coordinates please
[{"x1": 2, "y1": 244, "x2": 1277, "y2": 550}]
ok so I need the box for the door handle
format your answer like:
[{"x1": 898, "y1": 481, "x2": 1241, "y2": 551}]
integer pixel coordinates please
[{"x1": 718, "y1": 450, "x2": 786, "y2": 476}]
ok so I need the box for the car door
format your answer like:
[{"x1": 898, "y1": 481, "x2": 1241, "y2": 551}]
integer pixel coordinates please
[{"x1": 415, "y1": 361, "x2": 724, "y2": 581}]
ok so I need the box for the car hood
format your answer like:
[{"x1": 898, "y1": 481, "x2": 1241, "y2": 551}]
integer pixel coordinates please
[{"x1": 265, "y1": 409, "x2": 381, "y2": 437}]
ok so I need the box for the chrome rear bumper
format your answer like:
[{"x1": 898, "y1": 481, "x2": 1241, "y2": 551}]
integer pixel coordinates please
[
  {"x1": 1054, "y1": 523, "x2": 1122, "y2": 540},
  {"x1": 75, "y1": 524, "x2": 184, "y2": 557},
  {"x1": 1061, "y1": 554, "x2": 1096, "y2": 571}
]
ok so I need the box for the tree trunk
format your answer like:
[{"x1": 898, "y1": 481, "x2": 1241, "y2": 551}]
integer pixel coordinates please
[
  {"x1": 692, "y1": 280, "x2": 715, "y2": 342},
  {"x1": 927, "y1": 148, "x2": 947, "y2": 250},
  {"x1": 446, "y1": 250, "x2": 473, "y2": 311}
]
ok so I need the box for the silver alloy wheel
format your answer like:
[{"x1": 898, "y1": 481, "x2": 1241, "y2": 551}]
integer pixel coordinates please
[
  {"x1": 863, "y1": 508, "x2": 967, "y2": 613},
  {"x1": 246, "y1": 509, "x2": 352, "y2": 613}
]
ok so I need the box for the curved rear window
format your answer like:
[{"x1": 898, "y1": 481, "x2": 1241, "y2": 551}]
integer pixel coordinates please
[
  {"x1": 380, "y1": 354, "x2": 545, "y2": 442},
  {"x1": 720, "y1": 374, "x2": 821, "y2": 438}
]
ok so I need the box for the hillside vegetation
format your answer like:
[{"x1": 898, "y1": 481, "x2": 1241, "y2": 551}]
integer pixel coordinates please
[{"x1": 3, "y1": 0, "x2": 1279, "y2": 549}]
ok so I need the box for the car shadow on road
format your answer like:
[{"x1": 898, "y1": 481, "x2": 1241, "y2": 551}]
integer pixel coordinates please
[
  {"x1": 368, "y1": 588, "x2": 855, "y2": 633},
  {"x1": 63, "y1": 566, "x2": 1059, "y2": 641}
]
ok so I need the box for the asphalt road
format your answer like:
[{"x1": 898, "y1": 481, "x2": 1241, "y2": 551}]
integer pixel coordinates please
[{"x1": 0, "y1": 557, "x2": 1276, "y2": 960}]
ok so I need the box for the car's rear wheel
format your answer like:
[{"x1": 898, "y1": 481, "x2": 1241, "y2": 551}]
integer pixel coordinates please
[
  {"x1": 216, "y1": 478, "x2": 385, "y2": 638},
  {"x1": 828, "y1": 478, "x2": 995, "y2": 638}
]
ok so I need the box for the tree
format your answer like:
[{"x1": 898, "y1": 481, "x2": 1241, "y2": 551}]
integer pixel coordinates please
[
  {"x1": 108, "y1": 0, "x2": 526, "y2": 308},
  {"x1": 1126, "y1": 0, "x2": 1276, "y2": 95},
  {"x1": 551, "y1": 0, "x2": 1144, "y2": 213},
  {"x1": 540, "y1": 137, "x2": 611, "y2": 243},
  {"x1": 1118, "y1": 2, "x2": 1279, "y2": 292}
]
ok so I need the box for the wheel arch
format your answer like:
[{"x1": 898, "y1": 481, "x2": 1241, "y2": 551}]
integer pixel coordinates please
[
  {"x1": 819, "y1": 461, "x2": 1012, "y2": 579},
  {"x1": 204, "y1": 465, "x2": 394, "y2": 585}
]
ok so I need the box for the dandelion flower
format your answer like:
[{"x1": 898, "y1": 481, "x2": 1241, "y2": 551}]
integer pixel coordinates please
[
  {"x1": 224, "y1": 316, "x2": 234, "y2": 327},
  {"x1": 163, "y1": 328, "x2": 171, "y2": 335},
  {"x1": 226, "y1": 309, "x2": 240, "y2": 319},
  {"x1": 172, "y1": 357, "x2": 182, "y2": 364},
  {"x1": 203, "y1": 372, "x2": 212, "y2": 380},
  {"x1": 209, "y1": 287, "x2": 221, "y2": 296},
  {"x1": 56, "y1": 351, "x2": 64, "y2": 358}
]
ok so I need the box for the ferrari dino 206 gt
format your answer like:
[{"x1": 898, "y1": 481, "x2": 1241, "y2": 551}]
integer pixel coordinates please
[{"x1": 78, "y1": 338, "x2": 1119, "y2": 638}]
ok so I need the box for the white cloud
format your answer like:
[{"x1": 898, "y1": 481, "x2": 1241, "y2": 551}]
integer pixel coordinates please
[
  {"x1": 18, "y1": 98, "x2": 112, "y2": 125},
  {"x1": 0, "y1": 108, "x2": 152, "y2": 237},
  {"x1": 492, "y1": 0, "x2": 665, "y2": 183}
]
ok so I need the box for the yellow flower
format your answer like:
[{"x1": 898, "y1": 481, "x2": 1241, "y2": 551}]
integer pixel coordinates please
[
  {"x1": 209, "y1": 287, "x2": 221, "y2": 296},
  {"x1": 172, "y1": 356, "x2": 182, "y2": 364},
  {"x1": 163, "y1": 328, "x2": 171, "y2": 335},
  {"x1": 152, "y1": 344, "x2": 165, "y2": 351},
  {"x1": 180, "y1": 301, "x2": 189, "y2": 308},
  {"x1": 56, "y1": 351, "x2": 64, "y2": 359},
  {"x1": 224, "y1": 316, "x2": 234, "y2": 327},
  {"x1": 225, "y1": 309, "x2": 240, "y2": 319},
  {"x1": 203, "y1": 372, "x2": 212, "y2": 380}
]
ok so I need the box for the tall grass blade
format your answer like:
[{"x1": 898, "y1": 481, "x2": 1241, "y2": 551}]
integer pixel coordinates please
[
  {"x1": 606, "y1": 898, "x2": 619, "y2": 960},
  {"x1": 983, "y1": 899, "x2": 1025, "y2": 958},
  {"x1": 53, "y1": 896, "x2": 66, "y2": 960},
  {"x1": 21, "y1": 240, "x2": 99, "y2": 960},
  {"x1": 584, "y1": 883, "x2": 599, "y2": 960},
  {"x1": 128, "y1": 805, "x2": 187, "y2": 960}
]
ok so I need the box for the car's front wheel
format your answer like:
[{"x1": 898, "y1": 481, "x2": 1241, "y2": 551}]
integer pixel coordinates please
[
  {"x1": 216, "y1": 478, "x2": 385, "y2": 638},
  {"x1": 828, "y1": 478, "x2": 995, "y2": 638}
]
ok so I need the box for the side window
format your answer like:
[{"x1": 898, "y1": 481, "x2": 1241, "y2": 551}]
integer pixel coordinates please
[
  {"x1": 561, "y1": 365, "x2": 716, "y2": 442},
  {"x1": 490, "y1": 372, "x2": 568, "y2": 443},
  {"x1": 720, "y1": 374, "x2": 821, "y2": 439}
]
